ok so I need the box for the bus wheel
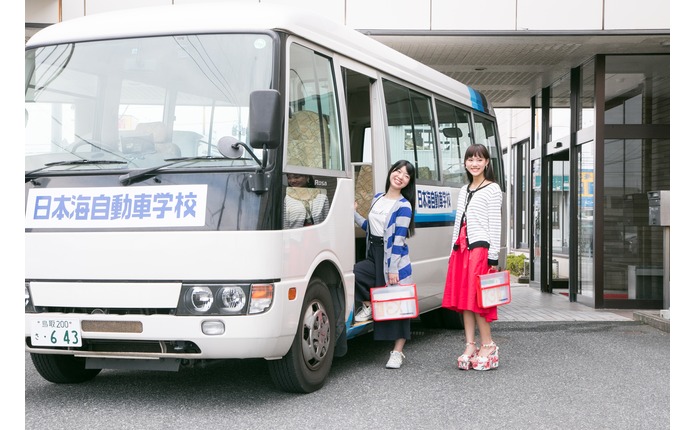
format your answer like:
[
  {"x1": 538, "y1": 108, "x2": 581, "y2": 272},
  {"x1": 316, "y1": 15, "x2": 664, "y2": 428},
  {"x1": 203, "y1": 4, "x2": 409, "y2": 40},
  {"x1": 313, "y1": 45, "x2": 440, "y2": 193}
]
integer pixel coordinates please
[
  {"x1": 268, "y1": 278, "x2": 335, "y2": 393},
  {"x1": 30, "y1": 353, "x2": 101, "y2": 384}
]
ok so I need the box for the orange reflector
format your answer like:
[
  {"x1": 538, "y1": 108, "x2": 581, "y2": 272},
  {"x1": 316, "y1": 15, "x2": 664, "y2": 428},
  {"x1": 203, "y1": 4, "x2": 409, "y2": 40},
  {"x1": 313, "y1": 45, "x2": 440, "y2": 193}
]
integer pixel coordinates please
[
  {"x1": 251, "y1": 284, "x2": 274, "y2": 299},
  {"x1": 288, "y1": 287, "x2": 297, "y2": 300}
]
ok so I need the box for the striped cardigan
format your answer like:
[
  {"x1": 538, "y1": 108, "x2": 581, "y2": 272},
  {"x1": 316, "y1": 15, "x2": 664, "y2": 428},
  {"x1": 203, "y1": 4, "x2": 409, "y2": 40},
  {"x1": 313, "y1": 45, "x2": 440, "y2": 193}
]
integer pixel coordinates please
[
  {"x1": 450, "y1": 182, "x2": 502, "y2": 266},
  {"x1": 354, "y1": 193, "x2": 413, "y2": 284}
]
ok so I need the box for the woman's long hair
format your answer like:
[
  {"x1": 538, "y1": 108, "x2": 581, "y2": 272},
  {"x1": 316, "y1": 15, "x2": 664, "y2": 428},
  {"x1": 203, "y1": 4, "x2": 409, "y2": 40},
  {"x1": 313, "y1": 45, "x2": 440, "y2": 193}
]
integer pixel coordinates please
[
  {"x1": 385, "y1": 159, "x2": 416, "y2": 237},
  {"x1": 464, "y1": 143, "x2": 496, "y2": 184}
]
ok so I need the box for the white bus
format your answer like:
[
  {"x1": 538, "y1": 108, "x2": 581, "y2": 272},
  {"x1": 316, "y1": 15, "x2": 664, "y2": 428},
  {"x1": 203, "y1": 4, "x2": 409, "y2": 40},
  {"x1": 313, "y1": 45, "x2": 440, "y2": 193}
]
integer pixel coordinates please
[{"x1": 24, "y1": 2, "x2": 506, "y2": 393}]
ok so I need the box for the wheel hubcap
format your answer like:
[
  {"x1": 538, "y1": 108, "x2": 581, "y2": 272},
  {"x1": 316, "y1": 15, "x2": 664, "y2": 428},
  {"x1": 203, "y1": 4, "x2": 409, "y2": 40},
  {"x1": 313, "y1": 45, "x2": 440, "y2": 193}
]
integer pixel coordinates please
[{"x1": 301, "y1": 299, "x2": 330, "y2": 369}]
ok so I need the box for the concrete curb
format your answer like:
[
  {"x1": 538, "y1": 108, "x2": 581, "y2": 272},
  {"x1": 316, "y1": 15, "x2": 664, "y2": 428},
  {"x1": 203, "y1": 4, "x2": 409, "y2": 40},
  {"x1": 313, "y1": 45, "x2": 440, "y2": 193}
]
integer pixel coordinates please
[{"x1": 633, "y1": 311, "x2": 670, "y2": 333}]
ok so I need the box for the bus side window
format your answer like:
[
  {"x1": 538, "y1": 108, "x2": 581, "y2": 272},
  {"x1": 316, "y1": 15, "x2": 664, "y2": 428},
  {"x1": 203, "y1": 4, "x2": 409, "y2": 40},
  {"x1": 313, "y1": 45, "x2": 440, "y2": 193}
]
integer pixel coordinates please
[
  {"x1": 287, "y1": 43, "x2": 343, "y2": 171},
  {"x1": 382, "y1": 79, "x2": 437, "y2": 182},
  {"x1": 287, "y1": 110, "x2": 328, "y2": 168},
  {"x1": 284, "y1": 173, "x2": 330, "y2": 229},
  {"x1": 437, "y1": 100, "x2": 472, "y2": 185}
]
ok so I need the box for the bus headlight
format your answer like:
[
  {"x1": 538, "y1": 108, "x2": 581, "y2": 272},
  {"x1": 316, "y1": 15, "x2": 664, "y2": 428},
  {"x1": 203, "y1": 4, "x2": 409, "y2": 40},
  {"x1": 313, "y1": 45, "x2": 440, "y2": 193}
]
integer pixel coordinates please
[
  {"x1": 186, "y1": 286, "x2": 213, "y2": 313},
  {"x1": 217, "y1": 286, "x2": 246, "y2": 312},
  {"x1": 179, "y1": 283, "x2": 271, "y2": 315}
]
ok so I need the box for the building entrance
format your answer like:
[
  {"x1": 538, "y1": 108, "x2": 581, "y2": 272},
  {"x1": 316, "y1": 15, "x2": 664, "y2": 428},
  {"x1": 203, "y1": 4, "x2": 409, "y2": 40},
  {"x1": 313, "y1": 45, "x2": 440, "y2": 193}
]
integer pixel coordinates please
[{"x1": 541, "y1": 149, "x2": 572, "y2": 298}]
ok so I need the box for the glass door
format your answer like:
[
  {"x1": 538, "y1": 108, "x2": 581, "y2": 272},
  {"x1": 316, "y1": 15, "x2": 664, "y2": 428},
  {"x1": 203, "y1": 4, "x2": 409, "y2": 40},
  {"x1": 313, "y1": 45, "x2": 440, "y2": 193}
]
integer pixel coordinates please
[
  {"x1": 530, "y1": 158, "x2": 542, "y2": 288},
  {"x1": 577, "y1": 140, "x2": 595, "y2": 304},
  {"x1": 544, "y1": 149, "x2": 570, "y2": 295}
]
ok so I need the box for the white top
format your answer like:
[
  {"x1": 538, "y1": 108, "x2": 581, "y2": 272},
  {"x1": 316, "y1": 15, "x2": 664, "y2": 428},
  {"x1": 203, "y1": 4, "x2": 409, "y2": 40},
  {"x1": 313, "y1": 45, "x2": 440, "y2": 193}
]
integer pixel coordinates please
[
  {"x1": 451, "y1": 182, "x2": 503, "y2": 263},
  {"x1": 368, "y1": 196, "x2": 398, "y2": 237}
]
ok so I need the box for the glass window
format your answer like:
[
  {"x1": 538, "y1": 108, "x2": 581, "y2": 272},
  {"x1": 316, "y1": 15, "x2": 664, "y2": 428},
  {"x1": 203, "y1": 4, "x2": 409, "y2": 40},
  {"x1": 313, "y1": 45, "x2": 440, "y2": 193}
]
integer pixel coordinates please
[
  {"x1": 602, "y1": 137, "x2": 669, "y2": 300},
  {"x1": 473, "y1": 115, "x2": 504, "y2": 189},
  {"x1": 549, "y1": 74, "x2": 571, "y2": 141},
  {"x1": 435, "y1": 100, "x2": 472, "y2": 185},
  {"x1": 604, "y1": 55, "x2": 670, "y2": 125},
  {"x1": 520, "y1": 142, "x2": 528, "y2": 248},
  {"x1": 383, "y1": 80, "x2": 437, "y2": 181},
  {"x1": 511, "y1": 139, "x2": 529, "y2": 249},
  {"x1": 287, "y1": 43, "x2": 343, "y2": 171},
  {"x1": 579, "y1": 59, "x2": 595, "y2": 130},
  {"x1": 550, "y1": 159, "x2": 570, "y2": 255},
  {"x1": 532, "y1": 93, "x2": 542, "y2": 149},
  {"x1": 578, "y1": 141, "x2": 595, "y2": 298},
  {"x1": 25, "y1": 34, "x2": 274, "y2": 171},
  {"x1": 531, "y1": 158, "x2": 542, "y2": 281}
]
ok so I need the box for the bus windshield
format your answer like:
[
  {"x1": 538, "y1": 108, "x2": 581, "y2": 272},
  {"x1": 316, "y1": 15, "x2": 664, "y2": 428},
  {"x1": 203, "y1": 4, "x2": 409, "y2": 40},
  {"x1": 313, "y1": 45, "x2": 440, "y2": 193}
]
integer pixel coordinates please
[{"x1": 25, "y1": 33, "x2": 275, "y2": 173}]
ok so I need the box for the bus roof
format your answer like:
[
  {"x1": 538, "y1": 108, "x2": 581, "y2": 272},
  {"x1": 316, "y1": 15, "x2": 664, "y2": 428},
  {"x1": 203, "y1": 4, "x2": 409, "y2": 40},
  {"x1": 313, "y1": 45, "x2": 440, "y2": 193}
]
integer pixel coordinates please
[{"x1": 26, "y1": 2, "x2": 492, "y2": 114}]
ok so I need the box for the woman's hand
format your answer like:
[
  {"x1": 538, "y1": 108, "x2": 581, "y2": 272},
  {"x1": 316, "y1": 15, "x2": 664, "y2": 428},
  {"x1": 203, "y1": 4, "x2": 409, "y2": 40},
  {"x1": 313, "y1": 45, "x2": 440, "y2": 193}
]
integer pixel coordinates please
[{"x1": 388, "y1": 273, "x2": 399, "y2": 285}]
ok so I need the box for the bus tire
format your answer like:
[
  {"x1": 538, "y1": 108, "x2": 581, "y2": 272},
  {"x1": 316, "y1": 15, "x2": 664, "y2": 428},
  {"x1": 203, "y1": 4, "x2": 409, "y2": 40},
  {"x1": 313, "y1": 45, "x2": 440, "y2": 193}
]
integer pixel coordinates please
[
  {"x1": 30, "y1": 353, "x2": 101, "y2": 384},
  {"x1": 268, "y1": 278, "x2": 335, "y2": 393}
]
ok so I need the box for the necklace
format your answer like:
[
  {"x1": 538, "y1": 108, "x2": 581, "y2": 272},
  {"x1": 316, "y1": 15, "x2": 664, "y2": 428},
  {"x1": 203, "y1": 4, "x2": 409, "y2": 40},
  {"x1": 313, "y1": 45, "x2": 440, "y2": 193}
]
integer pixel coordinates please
[
  {"x1": 469, "y1": 180, "x2": 487, "y2": 192},
  {"x1": 463, "y1": 180, "x2": 488, "y2": 224}
]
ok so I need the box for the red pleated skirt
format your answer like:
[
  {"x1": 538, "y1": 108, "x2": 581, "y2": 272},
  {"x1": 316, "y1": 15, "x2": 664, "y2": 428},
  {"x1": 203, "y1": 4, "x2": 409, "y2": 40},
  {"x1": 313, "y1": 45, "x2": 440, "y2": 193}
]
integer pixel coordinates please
[{"x1": 442, "y1": 222, "x2": 498, "y2": 322}]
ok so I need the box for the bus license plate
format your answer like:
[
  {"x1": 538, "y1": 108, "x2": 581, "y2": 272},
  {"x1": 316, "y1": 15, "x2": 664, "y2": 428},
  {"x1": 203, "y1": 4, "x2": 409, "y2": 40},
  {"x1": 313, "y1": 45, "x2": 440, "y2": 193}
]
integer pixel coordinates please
[{"x1": 30, "y1": 317, "x2": 82, "y2": 347}]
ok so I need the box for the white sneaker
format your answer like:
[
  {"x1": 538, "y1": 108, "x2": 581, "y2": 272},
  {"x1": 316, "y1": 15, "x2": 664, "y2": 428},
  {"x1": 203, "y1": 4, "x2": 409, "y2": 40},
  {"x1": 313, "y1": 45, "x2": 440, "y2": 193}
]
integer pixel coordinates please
[
  {"x1": 354, "y1": 304, "x2": 372, "y2": 322},
  {"x1": 385, "y1": 351, "x2": 405, "y2": 369}
]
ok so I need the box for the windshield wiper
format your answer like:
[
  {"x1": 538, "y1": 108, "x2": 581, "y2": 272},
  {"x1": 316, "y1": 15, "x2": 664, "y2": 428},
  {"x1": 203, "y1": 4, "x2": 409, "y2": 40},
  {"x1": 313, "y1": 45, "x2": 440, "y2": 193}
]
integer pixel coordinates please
[
  {"x1": 118, "y1": 156, "x2": 230, "y2": 186},
  {"x1": 25, "y1": 159, "x2": 128, "y2": 182}
]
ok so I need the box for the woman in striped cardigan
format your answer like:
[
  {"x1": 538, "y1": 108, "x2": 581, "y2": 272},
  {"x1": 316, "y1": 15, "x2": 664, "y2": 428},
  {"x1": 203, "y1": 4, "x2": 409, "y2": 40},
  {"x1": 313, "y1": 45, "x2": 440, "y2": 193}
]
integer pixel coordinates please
[
  {"x1": 443, "y1": 144, "x2": 503, "y2": 371},
  {"x1": 353, "y1": 159, "x2": 416, "y2": 369}
]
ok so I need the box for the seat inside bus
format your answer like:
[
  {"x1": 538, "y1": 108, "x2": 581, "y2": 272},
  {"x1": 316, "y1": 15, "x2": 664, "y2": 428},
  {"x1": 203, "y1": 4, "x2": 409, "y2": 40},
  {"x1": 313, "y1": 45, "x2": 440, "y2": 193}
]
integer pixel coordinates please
[
  {"x1": 128, "y1": 122, "x2": 181, "y2": 158},
  {"x1": 353, "y1": 163, "x2": 373, "y2": 261},
  {"x1": 286, "y1": 110, "x2": 328, "y2": 168},
  {"x1": 354, "y1": 164, "x2": 373, "y2": 223}
]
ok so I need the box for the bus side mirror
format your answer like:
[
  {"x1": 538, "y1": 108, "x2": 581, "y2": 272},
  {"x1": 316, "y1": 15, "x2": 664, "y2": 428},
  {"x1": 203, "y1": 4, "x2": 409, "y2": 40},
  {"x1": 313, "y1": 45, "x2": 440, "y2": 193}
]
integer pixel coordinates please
[
  {"x1": 442, "y1": 127, "x2": 463, "y2": 138},
  {"x1": 249, "y1": 89, "x2": 282, "y2": 150}
]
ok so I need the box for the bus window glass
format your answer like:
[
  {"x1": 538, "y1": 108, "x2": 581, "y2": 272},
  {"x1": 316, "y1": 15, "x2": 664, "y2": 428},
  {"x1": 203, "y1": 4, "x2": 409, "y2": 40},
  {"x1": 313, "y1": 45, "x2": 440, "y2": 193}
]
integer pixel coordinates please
[
  {"x1": 25, "y1": 33, "x2": 274, "y2": 172},
  {"x1": 173, "y1": 103, "x2": 246, "y2": 158},
  {"x1": 436, "y1": 100, "x2": 472, "y2": 184},
  {"x1": 383, "y1": 80, "x2": 437, "y2": 181},
  {"x1": 287, "y1": 43, "x2": 343, "y2": 171},
  {"x1": 118, "y1": 83, "x2": 167, "y2": 157},
  {"x1": 25, "y1": 102, "x2": 77, "y2": 156},
  {"x1": 473, "y1": 115, "x2": 504, "y2": 189}
]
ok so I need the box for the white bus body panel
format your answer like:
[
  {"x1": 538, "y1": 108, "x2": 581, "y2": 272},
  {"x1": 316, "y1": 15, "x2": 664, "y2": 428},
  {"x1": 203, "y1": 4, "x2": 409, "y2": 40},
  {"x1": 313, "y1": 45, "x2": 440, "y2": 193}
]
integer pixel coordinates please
[{"x1": 25, "y1": 180, "x2": 355, "y2": 359}]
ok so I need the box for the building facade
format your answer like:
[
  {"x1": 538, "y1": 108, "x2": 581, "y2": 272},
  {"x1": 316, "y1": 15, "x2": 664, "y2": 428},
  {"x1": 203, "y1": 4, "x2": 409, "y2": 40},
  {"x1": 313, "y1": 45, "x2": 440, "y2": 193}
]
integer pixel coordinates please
[{"x1": 506, "y1": 55, "x2": 669, "y2": 311}]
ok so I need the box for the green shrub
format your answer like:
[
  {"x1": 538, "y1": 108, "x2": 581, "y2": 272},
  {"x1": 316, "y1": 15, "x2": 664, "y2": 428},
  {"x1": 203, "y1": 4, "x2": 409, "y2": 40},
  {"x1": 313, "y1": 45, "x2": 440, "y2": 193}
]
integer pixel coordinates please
[{"x1": 505, "y1": 254, "x2": 526, "y2": 277}]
